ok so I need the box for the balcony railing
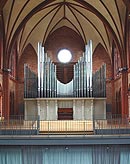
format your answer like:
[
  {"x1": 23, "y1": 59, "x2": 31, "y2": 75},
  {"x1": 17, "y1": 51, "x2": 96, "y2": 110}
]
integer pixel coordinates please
[{"x1": 0, "y1": 115, "x2": 130, "y2": 136}]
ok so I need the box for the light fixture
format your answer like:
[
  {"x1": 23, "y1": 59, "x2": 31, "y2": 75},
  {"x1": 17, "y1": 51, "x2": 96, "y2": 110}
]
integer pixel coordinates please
[
  {"x1": 3, "y1": 68, "x2": 11, "y2": 72},
  {"x1": 118, "y1": 67, "x2": 128, "y2": 73}
]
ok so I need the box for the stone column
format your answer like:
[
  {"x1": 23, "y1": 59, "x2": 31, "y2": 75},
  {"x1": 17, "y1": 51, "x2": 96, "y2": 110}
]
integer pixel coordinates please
[
  {"x1": 0, "y1": 84, "x2": 3, "y2": 118},
  {"x1": 37, "y1": 100, "x2": 40, "y2": 119},
  {"x1": 90, "y1": 99, "x2": 94, "y2": 120},
  {"x1": 81, "y1": 100, "x2": 84, "y2": 120},
  {"x1": 46, "y1": 100, "x2": 49, "y2": 120},
  {"x1": 121, "y1": 71, "x2": 128, "y2": 116},
  {"x1": 2, "y1": 69, "x2": 10, "y2": 121},
  {"x1": 55, "y1": 100, "x2": 58, "y2": 120},
  {"x1": 73, "y1": 100, "x2": 76, "y2": 120}
]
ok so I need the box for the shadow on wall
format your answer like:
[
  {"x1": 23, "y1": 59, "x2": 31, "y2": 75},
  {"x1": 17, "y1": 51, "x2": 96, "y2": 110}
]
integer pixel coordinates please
[
  {"x1": 18, "y1": 103, "x2": 24, "y2": 115},
  {"x1": 106, "y1": 104, "x2": 112, "y2": 114}
]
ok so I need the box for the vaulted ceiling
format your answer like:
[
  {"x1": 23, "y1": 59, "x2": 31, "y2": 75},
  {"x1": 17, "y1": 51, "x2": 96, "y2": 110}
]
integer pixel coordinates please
[{"x1": 1, "y1": 0, "x2": 128, "y2": 60}]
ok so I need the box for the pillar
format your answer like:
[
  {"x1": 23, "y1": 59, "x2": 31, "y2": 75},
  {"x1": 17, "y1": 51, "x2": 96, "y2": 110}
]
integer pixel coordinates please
[
  {"x1": 46, "y1": 100, "x2": 49, "y2": 120},
  {"x1": 37, "y1": 100, "x2": 40, "y2": 119},
  {"x1": 2, "y1": 69, "x2": 10, "y2": 120},
  {"x1": 121, "y1": 71, "x2": 128, "y2": 117},
  {"x1": 81, "y1": 100, "x2": 84, "y2": 120},
  {"x1": 0, "y1": 84, "x2": 2, "y2": 118},
  {"x1": 73, "y1": 100, "x2": 76, "y2": 120},
  {"x1": 55, "y1": 100, "x2": 58, "y2": 120},
  {"x1": 90, "y1": 99, "x2": 94, "y2": 120}
]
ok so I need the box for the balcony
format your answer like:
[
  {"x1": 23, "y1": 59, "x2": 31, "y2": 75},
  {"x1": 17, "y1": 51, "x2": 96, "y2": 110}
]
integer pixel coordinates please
[{"x1": 0, "y1": 114, "x2": 130, "y2": 137}]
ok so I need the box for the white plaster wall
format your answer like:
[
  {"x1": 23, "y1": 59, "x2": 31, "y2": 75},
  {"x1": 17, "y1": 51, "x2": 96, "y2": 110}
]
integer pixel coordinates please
[
  {"x1": 94, "y1": 99, "x2": 106, "y2": 119},
  {"x1": 74, "y1": 100, "x2": 84, "y2": 120},
  {"x1": 39, "y1": 101, "x2": 47, "y2": 120},
  {"x1": 24, "y1": 100, "x2": 37, "y2": 120},
  {"x1": 58, "y1": 100, "x2": 73, "y2": 108},
  {"x1": 47, "y1": 100, "x2": 57, "y2": 120},
  {"x1": 84, "y1": 100, "x2": 93, "y2": 120}
]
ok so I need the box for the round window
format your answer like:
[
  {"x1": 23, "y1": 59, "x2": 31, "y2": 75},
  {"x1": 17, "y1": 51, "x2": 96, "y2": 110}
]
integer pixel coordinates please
[{"x1": 57, "y1": 49, "x2": 72, "y2": 63}]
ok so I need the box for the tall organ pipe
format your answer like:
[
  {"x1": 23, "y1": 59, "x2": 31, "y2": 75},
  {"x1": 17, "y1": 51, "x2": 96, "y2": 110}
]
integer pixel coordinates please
[
  {"x1": 24, "y1": 64, "x2": 27, "y2": 98},
  {"x1": 37, "y1": 42, "x2": 41, "y2": 97},
  {"x1": 41, "y1": 47, "x2": 44, "y2": 97},
  {"x1": 89, "y1": 40, "x2": 93, "y2": 97},
  {"x1": 76, "y1": 63, "x2": 78, "y2": 97},
  {"x1": 73, "y1": 65, "x2": 76, "y2": 97},
  {"x1": 80, "y1": 57, "x2": 84, "y2": 97},
  {"x1": 83, "y1": 54, "x2": 87, "y2": 97},
  {"x1": 54, "y1": 65, "x2": 57, "y2": 97},
  {"x1": 36, "y1": 40, "x2": 107, "y2": 98}
]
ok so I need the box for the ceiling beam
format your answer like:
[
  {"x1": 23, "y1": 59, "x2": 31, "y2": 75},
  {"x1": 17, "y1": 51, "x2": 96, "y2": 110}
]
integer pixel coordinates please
[
  {"x1": 123, "y1": 0, "x2": 130, "y2": 11},
  {"x1": 0, "y1": 0, "x2": 8, "y2": 11}
]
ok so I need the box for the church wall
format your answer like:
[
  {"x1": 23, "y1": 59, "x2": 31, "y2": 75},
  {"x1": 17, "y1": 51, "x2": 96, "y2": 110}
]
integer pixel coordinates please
[
  {"x1": 0, "y1": 73, "x2": 2, "y2": 116},
  {"x1": 0, "y1": 73, "x2": 2, "y2": 84},
  {"x1": 128, "y1": 21, "x2": 130, "y2": 68},
  {"x1": 113, "y1": 77, "x2": 122, "y2": 115},
  {"x1": 128, "y1": 21, "x2": 130, "y2": 116},
  {"x1": 9, "y1": 78, "x2": 16, "y2": 115}
]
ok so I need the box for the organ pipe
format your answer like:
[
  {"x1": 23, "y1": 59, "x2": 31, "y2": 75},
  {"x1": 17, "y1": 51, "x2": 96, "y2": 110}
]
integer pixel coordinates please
[
  {"x1": 41, "y1": 47, "x2": 44, "y2": 97},
  {"x1": 24, "y1": 64, "x2": 27, "y2": 98},
  {"x1": 37, "y1": 42, "x2": 41, "y2": 97},
  {"x1": 54, "y1": 65, "x2": 57, "y2": 97},
  {"x1": 24, "y1": 40, "x2": 106, "y2": 98},
  {"x1": 73, "y1": 65, "x2": 76, "y2": 97}
]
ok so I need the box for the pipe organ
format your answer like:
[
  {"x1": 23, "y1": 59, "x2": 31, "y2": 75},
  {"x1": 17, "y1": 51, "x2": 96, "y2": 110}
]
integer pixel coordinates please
[
  {"x1": 24, "y1": 41, "x2": 106, "y2": 121},
  {"x1": 24, "y1": 41, "x2": 106, "y2": 98},
  {"x1": 37, "y1": 41, "x2": 93, "y2": 98}
]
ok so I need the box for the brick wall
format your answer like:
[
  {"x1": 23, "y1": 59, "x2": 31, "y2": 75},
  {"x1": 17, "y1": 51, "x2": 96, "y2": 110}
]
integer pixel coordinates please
[{"x1": 45, "y1": 26, "x2": 84, "y2": 62}]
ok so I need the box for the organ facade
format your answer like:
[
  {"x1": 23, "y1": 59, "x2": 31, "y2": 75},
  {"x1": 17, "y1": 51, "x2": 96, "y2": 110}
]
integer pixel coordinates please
[{"x1": 24, "y1": 41, "x2": 106, "y2": 121}]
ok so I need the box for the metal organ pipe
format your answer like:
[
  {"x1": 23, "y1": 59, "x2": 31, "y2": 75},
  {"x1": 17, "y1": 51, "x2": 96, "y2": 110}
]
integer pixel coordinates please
[
  {"x1": 24, "y1": 40, "x2": 107, "y2": 99},
  {"x1": 83, "y1": 53, "x2": 87, "y2": 97},
  {"x1": 24, "y1": 40, "x2": 107, "y2": 98},
  {"x1": 41, "y1": 47, "x2": 44, "y2": 97},
  {"x1": 24, "y1": 64, "x2": 27, "y2": 98},
  {"x1": 72, "y1": 40, "x2": 93, "y2": 98},
  {"x1": 37, "y1": 43, "x2": 56, "y2": 98},
  {"x1": 37, "y1": 42, "x2": 41, "y2": 97},
  {"x1": 80, "y1": 57, "x2": 84, "y2": 97},
  {"x1": 89, "y1": 40, "x2": 93, "y2": 97},
  {"x1": 35, "y1": 40, "x2": 106, "y2": 98}
]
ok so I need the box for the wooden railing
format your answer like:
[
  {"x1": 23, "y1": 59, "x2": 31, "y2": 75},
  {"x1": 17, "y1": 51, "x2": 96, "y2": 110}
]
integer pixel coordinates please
[{"x1": 0, "y1": 115, "x2": 129, "y2": 136}]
